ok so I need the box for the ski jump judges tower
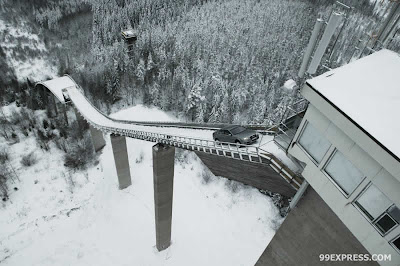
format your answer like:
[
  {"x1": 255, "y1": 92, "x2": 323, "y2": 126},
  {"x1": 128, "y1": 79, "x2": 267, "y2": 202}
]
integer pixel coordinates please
[
  {"x1": 257, "y1": 50, "x2": 400, "y2": 265},
  {"x1": 35, "y1": 75, "x2": 303, "y2": 252}
]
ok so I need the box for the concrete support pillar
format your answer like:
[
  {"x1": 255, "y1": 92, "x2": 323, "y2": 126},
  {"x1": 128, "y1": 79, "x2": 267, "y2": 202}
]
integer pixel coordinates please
[
  {"x1": 46, "y1": 103, "x2": 52, "y2": 118},
  {"x1": 61, "y1": 103, "x2": 69, "y2": 125},
  {"x1": 89, "y1": 124, "x2": 106, "y2": 152},
  {"x1": 52, "y1": 96, "x2": 58, "y2": 116},
  {"x1": 56, "y1": 101, "x2": 65, "y2": 120},
  {"x1": 73, "y1": 105, "x2": 104, "y2": 152},
  {"x1": 152, "y1": 143, "x2": 175, "y2": 251},
  {"x1": 111, "y1": 134, "x2": 132, "y2": 189},
  {"x1": 289, "y1": 180, "x2": 309, "y2": 210},
  {"x1": 73, "y1": 106, "x2": 88, "y2": 130},
  {"x1": 40, "y1": 86, "x2": 48, "y2": 109},
  {"x1": 47, "y1": 94, "x2": 57, "y2": 118}
]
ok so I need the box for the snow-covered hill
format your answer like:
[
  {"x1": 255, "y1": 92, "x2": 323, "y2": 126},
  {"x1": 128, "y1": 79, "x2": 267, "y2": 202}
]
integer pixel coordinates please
[
  {"x1": 0, "y1": 18, "x2": 57, "y2": 82},
  {"x1": 0, "y1": 104, "x2": 283, "y2": 266}
]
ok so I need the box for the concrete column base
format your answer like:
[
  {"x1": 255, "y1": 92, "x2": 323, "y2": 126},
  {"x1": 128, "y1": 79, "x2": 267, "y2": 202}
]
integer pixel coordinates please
[
  {"x1": 61, "y1": 103, "x2": 69, "y2": 125},
  {"x1": 152, "y1": 143, "x2": 175, "y2": 251},
  {"x1": 111, "y1": 134, "x2": 132, "y2": 189},
  {"x1": 56, "y1": 102, "x2": 68, "y2": 125},
  {"x1": 89, "y1": 124, "x2": 106, "y2": 152},
  {"x1": 73, "y1": 106, "x2": 89, "y2": 131},
  {"x1": 47, "y1": 94, "x2": 58, "y2": 118},
  {"x1": 73, "y1": 105, "x2": 103, "y2": 152}
]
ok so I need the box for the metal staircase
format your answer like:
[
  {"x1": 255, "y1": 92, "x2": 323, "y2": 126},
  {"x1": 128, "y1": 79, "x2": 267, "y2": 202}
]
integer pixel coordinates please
[{"x1": 273, "y1": 99, "x2": 308, "y2": 152}]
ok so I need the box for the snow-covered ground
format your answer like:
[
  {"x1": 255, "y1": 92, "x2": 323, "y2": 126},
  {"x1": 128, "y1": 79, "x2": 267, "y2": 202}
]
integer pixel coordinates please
[
  {"x1": 0, "y1": 15, "x2": 288, "y2": 264},
  {"x1": 0, "y1": 104, "x2": 283, "y2": 266},
  {"x1": 0, "y1": 18, "x2": 57, "y2": 82},
  {"x1": 111, "y1": 104, "x2": 180, "y2": 123}
]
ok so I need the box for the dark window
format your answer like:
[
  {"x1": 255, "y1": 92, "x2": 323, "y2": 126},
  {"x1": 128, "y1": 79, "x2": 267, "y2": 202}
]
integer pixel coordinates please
[
  {"x1": 389, "y1": 206, "x2": 400, "y2": 223},
  {"x1": 221, "y1": 130, "x2": 230, "y2": 135},
  {"x1": 375, "y1": 214, "x2": 397, "y2": 234},
  {"x1": 393, "y1": 236, "x2": 400, "y2": 251},
  {"x1": 230, "y1": 126, "x2": 246, "y2": 135},
  {"x1": 355, "y1": 184, "x2": 399, "y2": 236}
]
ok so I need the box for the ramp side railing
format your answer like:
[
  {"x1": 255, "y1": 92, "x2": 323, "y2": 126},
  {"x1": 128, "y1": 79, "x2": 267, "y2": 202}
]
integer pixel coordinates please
[
  {"x1": 68, "y1": 86, "x2": 302, "y2": 190},
  {"x1": 273, "y1": 99, "x2": 308, "y2": 152}
]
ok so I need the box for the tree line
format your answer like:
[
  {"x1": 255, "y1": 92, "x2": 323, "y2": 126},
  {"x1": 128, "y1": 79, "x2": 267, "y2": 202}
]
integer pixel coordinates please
[{"x1": 2, "y1": 0, "x2": 399, "y2": 126}]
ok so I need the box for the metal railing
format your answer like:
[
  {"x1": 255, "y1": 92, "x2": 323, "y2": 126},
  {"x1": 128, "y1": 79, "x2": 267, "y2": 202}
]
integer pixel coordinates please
[
  {"x1": 272, "y1": 98, "x2": 308, "y2": 151},
  {"x1": 280, "y1": 99, "x2": 308, "y2": 124},
  {"x1": 68, "y1": 86, "x2": 302, "y2": 190}
]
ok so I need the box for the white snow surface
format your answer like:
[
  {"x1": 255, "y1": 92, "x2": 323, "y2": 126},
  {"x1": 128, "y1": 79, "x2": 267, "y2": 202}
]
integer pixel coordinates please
[
  {"x1": 111, "y1": 104, "x2": 179, "y2": 123},
  {"x1": 307, "y1": 49, "x2": 400, "y2": 160},
  {"x1": 0, "y1": 18, "x2": 57, "y2": 81},
  {"x1": 283, "y1": 79, "x2": 296, "y2": 90},
  {"x1": 69, "y1": 86, "x2": 217, "y2": 140},
  {"x1": 38, "y1": 76, "x2": 77, "y2": 103},
  {"x1": 0, "y1": 105, "x2": 283, "y2": 266}
]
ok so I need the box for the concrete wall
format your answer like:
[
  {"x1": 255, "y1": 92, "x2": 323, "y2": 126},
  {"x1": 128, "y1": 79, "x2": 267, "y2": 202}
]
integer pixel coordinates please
[
  {"x1": 195, "y1": 152, "x2": 296, "y2": 198},
  {"x1": 301, "y1": 84, "x2": 400, "y2": 182},
  {"x1": 110, "y1": 134, "x2": 132, "y2": 189},
  {"x1": 288, "y1": 101, "x2": 400, "y2": 264},
  {"x1": 73, "y1": 106, "x2": 89, "y2": 131},
  {"x1": 152, "y1": 144, "x2": 175, "y2": 251},
  {"x1": 89, "y1": 124, "x2": 106, "y2": 152},
  {"x1": 57, "y1": 102, "x2": 68, "y2": 125},
  {"x1": 73, "y1": 106, "x2": 105, "y2": 152},
  {"x1": 47, "y1": 94, "x2": 58, "y2": 118},
  {"x1": 256, "y1": 186, "x2": 378, "y2": 266}
]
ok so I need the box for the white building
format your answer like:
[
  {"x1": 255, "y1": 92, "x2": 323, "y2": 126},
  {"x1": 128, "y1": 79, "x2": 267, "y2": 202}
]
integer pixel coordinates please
[{"x1": 287, "y1": 49, "x2": 400, "y2": 264}]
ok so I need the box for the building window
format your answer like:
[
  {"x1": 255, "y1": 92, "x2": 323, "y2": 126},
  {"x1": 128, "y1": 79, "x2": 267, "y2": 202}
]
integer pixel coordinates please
[
  {"x1": 324, "y1": 150, "x2": 365, "y2": 195},
  {"x1": 375, "y1": 213, "x2": 397, "y2": 234},
  {"x1": 389, "y1": 205, "x2": 400, "y2": 222},
  {"x1": 355, "y1": 184, "x2": 399, "y2": 235},
  {"x1": 298, "y1": 122, "x2": 331, "y2": 164},
  {"x1": 356, "y1": 184, "x2": 392, "y2": 219},
  {"x1": 391, "y1": 235, "x2": 400, "y2": 253}
]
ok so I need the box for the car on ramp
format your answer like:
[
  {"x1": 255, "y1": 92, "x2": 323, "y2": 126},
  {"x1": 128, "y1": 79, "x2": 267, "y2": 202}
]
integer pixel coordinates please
[{"x1": 213, "y1": 125, "x2": 259, "y2": 145}]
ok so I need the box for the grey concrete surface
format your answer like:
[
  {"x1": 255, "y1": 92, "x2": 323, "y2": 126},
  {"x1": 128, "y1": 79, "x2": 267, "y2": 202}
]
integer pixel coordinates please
[
  {"x1": 111, "y1": 134, "x2": 132, "y2": 189},
  {"x1": 152, "y1": 143, "x2": 175, "y2": 251},
  {"x1": 73, "y1": 105, "x2": 104, "y2": 152},
  {"x1": 256, "y1": 186, "x2": 378, "y2": 266},
  {"x1": 47, "y1": 94, "x2": 58, "y2": 118},
  {"x1": 195, "y1": 152, "x2": 296, "y2": 197},
  {"x1": 57, "y1": 102, "x2": 68, "y2": 125},
  {"x1": 89, "y1": 124, "x2": 106, "y2": 152},
  {"x1": 73, "y1": 106, "x2": 89, "y2": 130}
]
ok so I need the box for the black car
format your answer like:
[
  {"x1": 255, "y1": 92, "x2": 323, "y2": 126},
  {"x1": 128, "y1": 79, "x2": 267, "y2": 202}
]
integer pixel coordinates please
[{"x1": 213, "y1": 125, "x2": 259, "y2": 145}]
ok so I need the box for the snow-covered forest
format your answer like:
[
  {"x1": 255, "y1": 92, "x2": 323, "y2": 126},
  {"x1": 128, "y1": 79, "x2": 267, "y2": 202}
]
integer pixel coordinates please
[
  {"x1": 1, "y1": 0, "x2": 400, "y2": 265},
  {"x1": 1, "y1": 0, "x2": 399, "y2": 126}
]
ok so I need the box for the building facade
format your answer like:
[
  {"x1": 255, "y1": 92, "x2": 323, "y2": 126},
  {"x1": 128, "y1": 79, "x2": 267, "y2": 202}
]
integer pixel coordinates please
[{"x1": 258, "y1": 50, "x2": 400, "y2": 265}]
